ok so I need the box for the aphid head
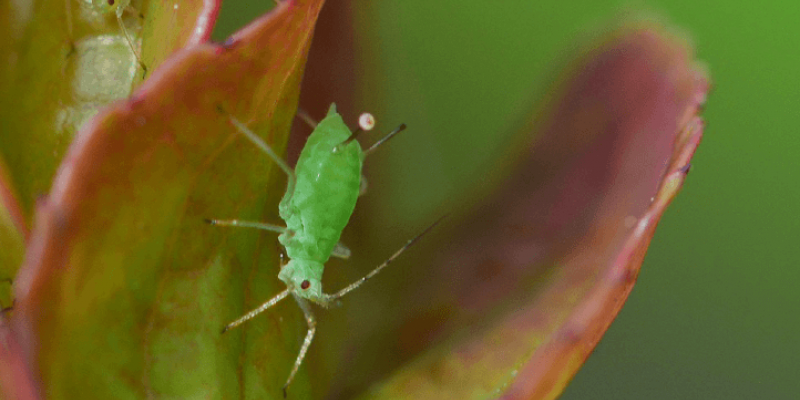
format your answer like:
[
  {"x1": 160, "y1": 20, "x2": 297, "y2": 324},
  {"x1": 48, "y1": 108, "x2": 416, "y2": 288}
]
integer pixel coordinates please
[
  {"x1": 91, "y1": 0, "x2": 122, "y2": 14},
  {"x1": 278, "y1": 260, "x2": 323, "y2": 301}
]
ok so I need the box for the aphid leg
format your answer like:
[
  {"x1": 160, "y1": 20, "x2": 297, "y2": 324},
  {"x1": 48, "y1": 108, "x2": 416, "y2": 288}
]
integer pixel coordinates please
[
  {"x1": 295, "y1": 109, "x2": 318, "y2": 129},
  {"x1": 221, "y1": 288, "x2": 290, "y2": 333},
  {"x1": 204, "y1": 218, "x2": 286, "y2": 234},
  {"x1": 364, "y1": 124, "x2": 407, "y2": 156},
  {"x1": 225, "y1": 111, "x2": 297, "y2": 203},
  {"x1": 284, "y1": 294, "x2": 317, "y2": 398},
  {"x1": 325, "y1": 216, "x2": 445, "y2": 302},
  {"x1": 114, "y1": 8, "x2": 147, "y2": 74},
  {"x1": 331, "y1": 242, "x2": 351, "y2": 259}
]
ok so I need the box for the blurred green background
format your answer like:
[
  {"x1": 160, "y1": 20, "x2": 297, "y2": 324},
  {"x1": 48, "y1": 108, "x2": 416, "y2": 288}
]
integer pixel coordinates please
[{"x1": 213, "y1": 1, "x2": 799, "y2": 399}]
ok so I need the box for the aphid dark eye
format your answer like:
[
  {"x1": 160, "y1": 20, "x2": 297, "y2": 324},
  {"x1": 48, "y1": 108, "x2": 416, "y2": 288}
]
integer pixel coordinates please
[
  {"x1": 300, "y1": 280, "x2": 310, "y2": 290},
  {"x1": 107, "y1": 0, "x2": 115, "y2": 5}
]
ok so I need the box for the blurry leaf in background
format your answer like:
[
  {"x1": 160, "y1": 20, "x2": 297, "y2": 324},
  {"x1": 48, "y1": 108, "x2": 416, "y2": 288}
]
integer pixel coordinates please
[
  {"x1": 277, "y1": 3, "x2": 707, "y2": 397},
  {"x1": 340, "y1": 23, "x2": 707, "y2": 400},
  {"x1": 340, "y1": 4, "x2": 800, "y2": 397}
]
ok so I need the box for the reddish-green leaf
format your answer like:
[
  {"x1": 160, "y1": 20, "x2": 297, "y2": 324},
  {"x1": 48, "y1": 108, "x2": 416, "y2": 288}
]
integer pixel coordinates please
[
  {"x1": 9, "y1": 1, "x2": 325, "y2": 398},
  {"x1": 0, "y1": 318, "x2": 37, "y2": 400}
]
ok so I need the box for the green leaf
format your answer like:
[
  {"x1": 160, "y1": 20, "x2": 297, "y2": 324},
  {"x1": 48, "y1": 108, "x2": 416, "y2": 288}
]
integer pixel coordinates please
[
  {"x1": 142, "y1": 0, "x2": 221, "y2": 71},
  {"x1": 0, "y1": 0, "x2": 218, "y2": 220},
  {"x1": 9, "y1": 1, "x2": 326, "y2": 399}
]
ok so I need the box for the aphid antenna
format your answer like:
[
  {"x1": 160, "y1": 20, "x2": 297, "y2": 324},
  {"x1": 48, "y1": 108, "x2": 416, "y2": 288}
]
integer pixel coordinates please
[
  {"x1": 295, "y1": 109, "x2": 318, "y2": 129},
  {"x1": 339, "y1": 128, "x2": 362, "y2": 147},
  {"x1": 364, "y1": 123, "x2": 407, "y2": 156}
]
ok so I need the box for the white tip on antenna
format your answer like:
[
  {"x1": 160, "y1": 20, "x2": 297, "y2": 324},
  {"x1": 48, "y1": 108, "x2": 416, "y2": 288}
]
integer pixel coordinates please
[{"x1": 359, "y1": 113, "x2": 375, "y2": 131}]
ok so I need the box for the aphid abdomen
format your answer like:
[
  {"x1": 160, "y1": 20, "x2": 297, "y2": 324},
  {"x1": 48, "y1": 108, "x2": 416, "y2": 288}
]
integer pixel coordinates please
[{"x1": 279, "y1": 105, "x2": 364, "y2": 264}]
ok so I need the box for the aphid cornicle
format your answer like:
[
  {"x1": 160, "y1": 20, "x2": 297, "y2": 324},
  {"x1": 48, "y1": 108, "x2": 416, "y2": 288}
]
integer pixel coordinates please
[{"x1": 210, "y1": 104, "x2": 441, "y2": 396}]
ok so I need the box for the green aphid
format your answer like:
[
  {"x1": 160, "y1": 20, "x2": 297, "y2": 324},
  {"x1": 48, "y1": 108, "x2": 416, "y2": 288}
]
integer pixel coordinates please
[
  {"x1": 86, "y1": 0, "x2": 146, "y2": 72},
  {"x1": 210, "y1": 104, "x2": 441, "y2": 396}
]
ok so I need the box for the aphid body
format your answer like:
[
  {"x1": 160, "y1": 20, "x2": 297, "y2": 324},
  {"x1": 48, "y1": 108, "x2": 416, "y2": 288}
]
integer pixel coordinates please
[
  {"x1": 84, "y1": 0, "x2": 147, "y2": 73},
  {"x1": 212, "y1": 103, "x2": 436, "y2": 396},
  {"x1": 276, "y1": 105, "x2": 364, "y2": 303}
]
